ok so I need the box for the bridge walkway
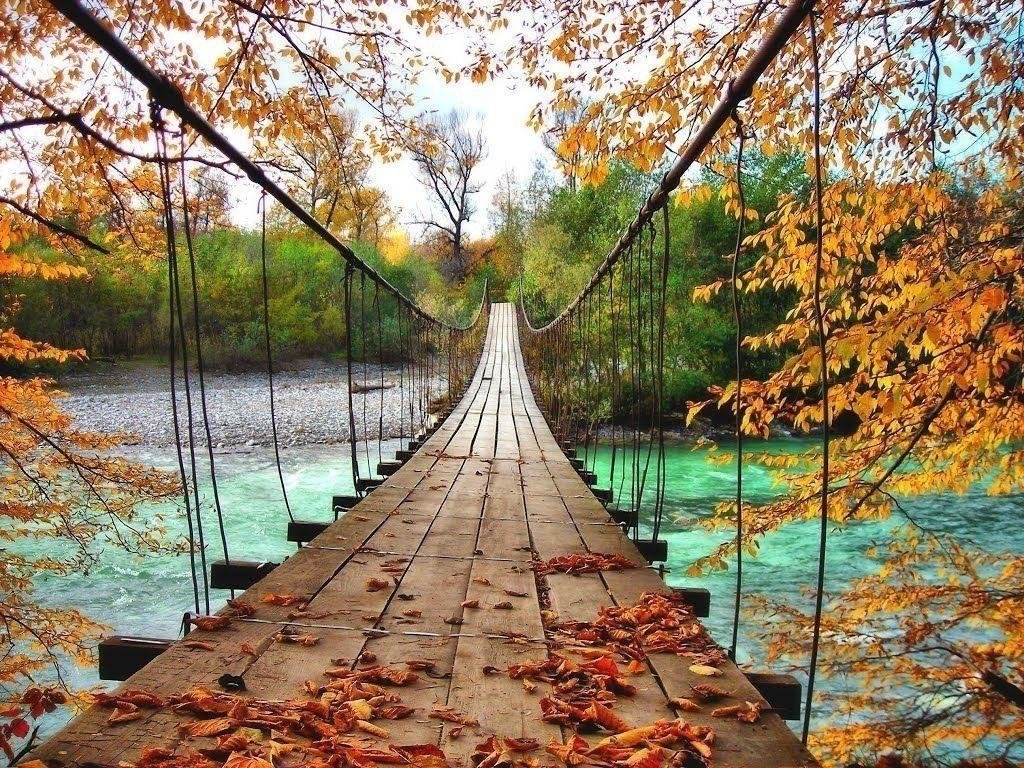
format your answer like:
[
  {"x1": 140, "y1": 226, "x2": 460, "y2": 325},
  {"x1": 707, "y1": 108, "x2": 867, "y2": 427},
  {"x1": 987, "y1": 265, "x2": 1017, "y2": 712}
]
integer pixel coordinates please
[{"x1": 32, "y1": 303, "x2": 815, "y2": 768}]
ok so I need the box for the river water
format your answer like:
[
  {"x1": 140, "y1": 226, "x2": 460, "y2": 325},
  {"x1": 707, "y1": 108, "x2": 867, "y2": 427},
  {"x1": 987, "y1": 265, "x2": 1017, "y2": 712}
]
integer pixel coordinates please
[{"x1": 23, "y1": 440, "x2": 1024, "y2": 748}]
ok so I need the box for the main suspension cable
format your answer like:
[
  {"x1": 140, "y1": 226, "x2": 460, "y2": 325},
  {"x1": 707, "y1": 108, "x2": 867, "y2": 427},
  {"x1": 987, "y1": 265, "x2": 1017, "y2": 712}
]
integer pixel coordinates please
[
  {"x1": 153, "y1": 103, "x2": 202, "y2": 616},
  {"x1": 177, "y1": 138, "x2": 231, "y2": 576},
  {"x1": 803, "y1": 8, "x2": 831, "y2": 745}
]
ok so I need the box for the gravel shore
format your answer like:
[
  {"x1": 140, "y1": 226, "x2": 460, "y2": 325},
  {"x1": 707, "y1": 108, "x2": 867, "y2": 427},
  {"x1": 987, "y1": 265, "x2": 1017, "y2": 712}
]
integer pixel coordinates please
[{"x1": 58, "y1": 359, "x2": 441, "y2": 450}]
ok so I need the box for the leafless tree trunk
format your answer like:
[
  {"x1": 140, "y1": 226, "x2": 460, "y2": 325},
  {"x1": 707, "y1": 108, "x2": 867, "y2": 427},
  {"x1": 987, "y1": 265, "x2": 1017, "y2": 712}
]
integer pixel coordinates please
[{"x1": 408, "y1": 110, "x2": 486, "y2": 282}]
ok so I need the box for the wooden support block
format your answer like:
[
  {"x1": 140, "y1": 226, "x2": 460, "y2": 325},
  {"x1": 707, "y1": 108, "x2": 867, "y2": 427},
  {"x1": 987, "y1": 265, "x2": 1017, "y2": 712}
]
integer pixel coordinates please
[
  {"x1": 569, "y1": 457, "x2": 584, "y2": 470},
  {"x1": 98, "y1": 636, "x2": 172, "y2": 681},
  {"x1": 634, "y1": 538, "x2": 668, "y2": 563},
  {"x1": 376, "y1": 461, "x2": 403, "y2": 476},
  {"x1": 355, "y1": 477, "x2": 383, "y2": 494},
  {"x1": 395, "y1": 450, "x2": 415, "y2": 461},
  {"x1": 746, "y1": 672, "x2": 802, "y2": 721},
  {"x1": 592, "y1": 487, "x2": 613, "y2": 503},
  {"x1": 611, "y1": 508, "x2": 638, "y2": 527},
  {"x1": 563, "y1": 447, "x2": 577, "y2": 459},
  {"x1": 331, "y1": 495, "x2": 360, "y2": 514},
  {"x1": 408, "y1": 440, "x2": 422, "y2": 450},
  {"x1": 578, "y1": 469, "x2": 597, "y2": 486},
  {"x1": 672, "y1": 586, "x2": 711, "y2": 617},
  {"x1": 210, "y1": 559, "x2": 278, "y2": 590},
  {"x1": 287, "y1": 519, "x2": 330, "y2": 544}
]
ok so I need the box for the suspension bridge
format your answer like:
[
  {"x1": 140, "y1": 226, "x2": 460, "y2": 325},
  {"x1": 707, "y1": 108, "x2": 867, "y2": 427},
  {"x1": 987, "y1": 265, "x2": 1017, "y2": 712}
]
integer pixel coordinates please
[
  {"x1": 30, "y1": 304, "x2": 816, "y2": 768},
  {"x1": 26, "y1": 0, "x2": 834, "y2": 765}
]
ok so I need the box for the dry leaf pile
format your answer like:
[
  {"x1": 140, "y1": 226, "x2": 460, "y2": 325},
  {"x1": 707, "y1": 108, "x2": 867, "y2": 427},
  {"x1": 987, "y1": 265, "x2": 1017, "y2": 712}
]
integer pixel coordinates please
[
  {"x1": 471, "y1": 736, "x2": 540, "y2": 768},
  {"x1": 547, "y1": 592, "x2": 725, "y2": 665},
  {"x1": 507, "y1": 654, "x2": 636, "y2": 732},
  {"x1": 89, "y1": 667, "x2": 442, "y2": 768},
  {"x1": 545, "y1": 720, "x2": 714, "y2": 768},
  {"x1": 532, "y1": 553, "x2": 639, "y2": 576}
]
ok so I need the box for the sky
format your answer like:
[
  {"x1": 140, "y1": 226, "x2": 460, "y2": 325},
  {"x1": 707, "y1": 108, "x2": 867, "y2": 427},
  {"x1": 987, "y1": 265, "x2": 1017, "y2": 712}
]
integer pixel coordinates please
[
  {"x1": 227, "y1": 22, "x2": 553, "y2": 241},
  {"x1": 365, "y1": 75, "x2": 550, "y2": 241}
]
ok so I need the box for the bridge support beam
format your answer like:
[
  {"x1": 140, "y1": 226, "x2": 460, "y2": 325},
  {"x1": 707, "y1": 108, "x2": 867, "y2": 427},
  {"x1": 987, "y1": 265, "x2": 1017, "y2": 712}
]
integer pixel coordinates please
[
  {"x1": 287, "y1": 520, "x2": 330, "y2": 544},
  {"x1": 98, "y1": 636, "x2": 172, "y2": 681},
  {"x1": 672, "y1": 587, "x2": 711, "y2": 617},
  {"x1": 634, "y1": 538, "x2": 668, "y2": 563},
  {"x1": 355, "y1": 477, "x2": 383, "y2": 494},
  {"x1": 745, "y1": 673, "x2": 802, "y2": 721},
  {"x1": 610, "y1": 508, "x2": 638, "y2": 528},
  {"x1": 210, "y1": 559, "x2": 278, "y2": 590},
  {"x1": 332, "y1": 495, "x2": 360, "y2": 515}
]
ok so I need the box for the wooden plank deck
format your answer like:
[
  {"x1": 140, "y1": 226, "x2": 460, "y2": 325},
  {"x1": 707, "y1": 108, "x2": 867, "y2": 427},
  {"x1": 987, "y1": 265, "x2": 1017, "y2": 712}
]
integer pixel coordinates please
[{"x1": 31, "y1": 303, "x2": 817, "y2": 768}]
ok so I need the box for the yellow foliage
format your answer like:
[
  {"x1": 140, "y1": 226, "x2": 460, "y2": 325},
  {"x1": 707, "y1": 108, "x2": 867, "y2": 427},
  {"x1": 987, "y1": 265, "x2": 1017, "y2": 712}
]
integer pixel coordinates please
[{"x1": 379, "y1": 227, "x2": 412, "y2": 265}]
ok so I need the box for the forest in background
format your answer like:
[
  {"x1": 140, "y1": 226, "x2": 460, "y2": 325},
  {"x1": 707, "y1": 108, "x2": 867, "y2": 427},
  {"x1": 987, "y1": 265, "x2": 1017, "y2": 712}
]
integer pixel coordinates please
[{"x1": 5, "y1": 150, "x2": 806, "y2": 409}]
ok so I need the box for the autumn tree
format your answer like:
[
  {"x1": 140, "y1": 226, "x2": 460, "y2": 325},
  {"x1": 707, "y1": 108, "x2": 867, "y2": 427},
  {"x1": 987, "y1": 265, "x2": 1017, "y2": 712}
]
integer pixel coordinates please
[
  {"x1": 264, "y1": 104, "x2": 394, "y2": 246},
  {"x1": 0, "y1": 228, "x2": 182, "y2": 760},
  {"x1": 408, "y1": 0, "x2": 1024, "y2": 764},
  {"x1": 408, "y1": 110, "x2": 487, "y2": 283},
  {"x1": 187, "y1": 167, "x2": 232, "y2": 237},
  {"x1": 0, "y1": 0, "x2": 432, "y2": 751},
  {"x1": 487, "y1": 170, "x2": 532, "y2": 295},
  {"x1": 540, "y1": 103, "x2": 594, "y2": 193}
]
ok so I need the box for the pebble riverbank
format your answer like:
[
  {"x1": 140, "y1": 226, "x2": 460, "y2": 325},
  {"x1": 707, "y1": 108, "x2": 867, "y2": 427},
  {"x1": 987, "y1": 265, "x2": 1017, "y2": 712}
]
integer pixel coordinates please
[{"x1": 57, "y1": 359, "x2": 442, "y2": 449}]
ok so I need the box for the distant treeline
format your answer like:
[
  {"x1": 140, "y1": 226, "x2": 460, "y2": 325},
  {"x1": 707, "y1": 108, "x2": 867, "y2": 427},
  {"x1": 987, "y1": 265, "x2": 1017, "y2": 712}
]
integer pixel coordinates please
[
  {"x1": 4, "y1": 231, "x2": 486, "y2": 371},
  {"x1": 9, "y1": 150, "x2": 904, "y2": 407},
  {"x1": 504, "y1": 151, "x2": 811, "y2": 406}
]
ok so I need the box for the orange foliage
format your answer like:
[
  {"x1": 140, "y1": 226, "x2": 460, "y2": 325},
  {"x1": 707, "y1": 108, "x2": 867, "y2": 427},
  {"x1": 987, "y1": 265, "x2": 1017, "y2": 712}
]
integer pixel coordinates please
[{"x1": 0, "y1": 231, "x2": 180, "y2": 755}]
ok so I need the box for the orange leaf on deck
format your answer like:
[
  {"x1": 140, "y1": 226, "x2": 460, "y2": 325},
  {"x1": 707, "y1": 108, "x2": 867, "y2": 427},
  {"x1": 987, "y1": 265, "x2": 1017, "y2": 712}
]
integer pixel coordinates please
[
  {"x1": 627, "y1": 660, "x2": 646, "y2": 675},
  {"x1": 588, "y1": 701, "x2": 630, "y2": 733},
  {"x1": 107, "y1": 706, "x2": 143, "y2": 725},
  {"x1": 225, "y1": 599, "x2": 256, "y2": 617},
  {"x1": 356, "y1": 719, "x2": 389, "y2": 738},
  {"x1": 377, "y1": 704, "x2": 415, "y2": 720},
  {"x1": 505, "y1": 739, "x2": 539, "y2": 752},
  {"x1": 275, "y1": 633, "x2": 319, "y2": 646},
  {"x1": 182, "y1": 640, "x2": 216, "y2": 651},
  {"x1": 224, "y1": 753, "x2": 274, "y2": 768},
  {"x1": 391, "y1": 744, "x2": 451, "y2": 768},
  {"x1": 183, "y1": 717, "x2": 237, "y2": 737},
  {"x1": 429, "y1": 707, "x2": 479, "y2": 726},
  {"x1": 406, "y1": 659, "x2": 436, "y2": 671},
  {"x1": 260, "y1": 594, "x2": 308, "y2": 606},
  {"x1": 623, "y1": 746, "x2": 662, "y2": 768},
  {"x1": 189, "y1": 615, "x2": 232, "y2": 631}
]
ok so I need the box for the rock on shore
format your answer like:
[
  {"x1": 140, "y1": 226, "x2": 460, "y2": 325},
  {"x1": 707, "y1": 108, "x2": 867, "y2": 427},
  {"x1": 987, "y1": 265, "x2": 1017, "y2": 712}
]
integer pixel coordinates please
[{"x1": 58, "y1": 359, "x2": 443, "y2": 450}]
